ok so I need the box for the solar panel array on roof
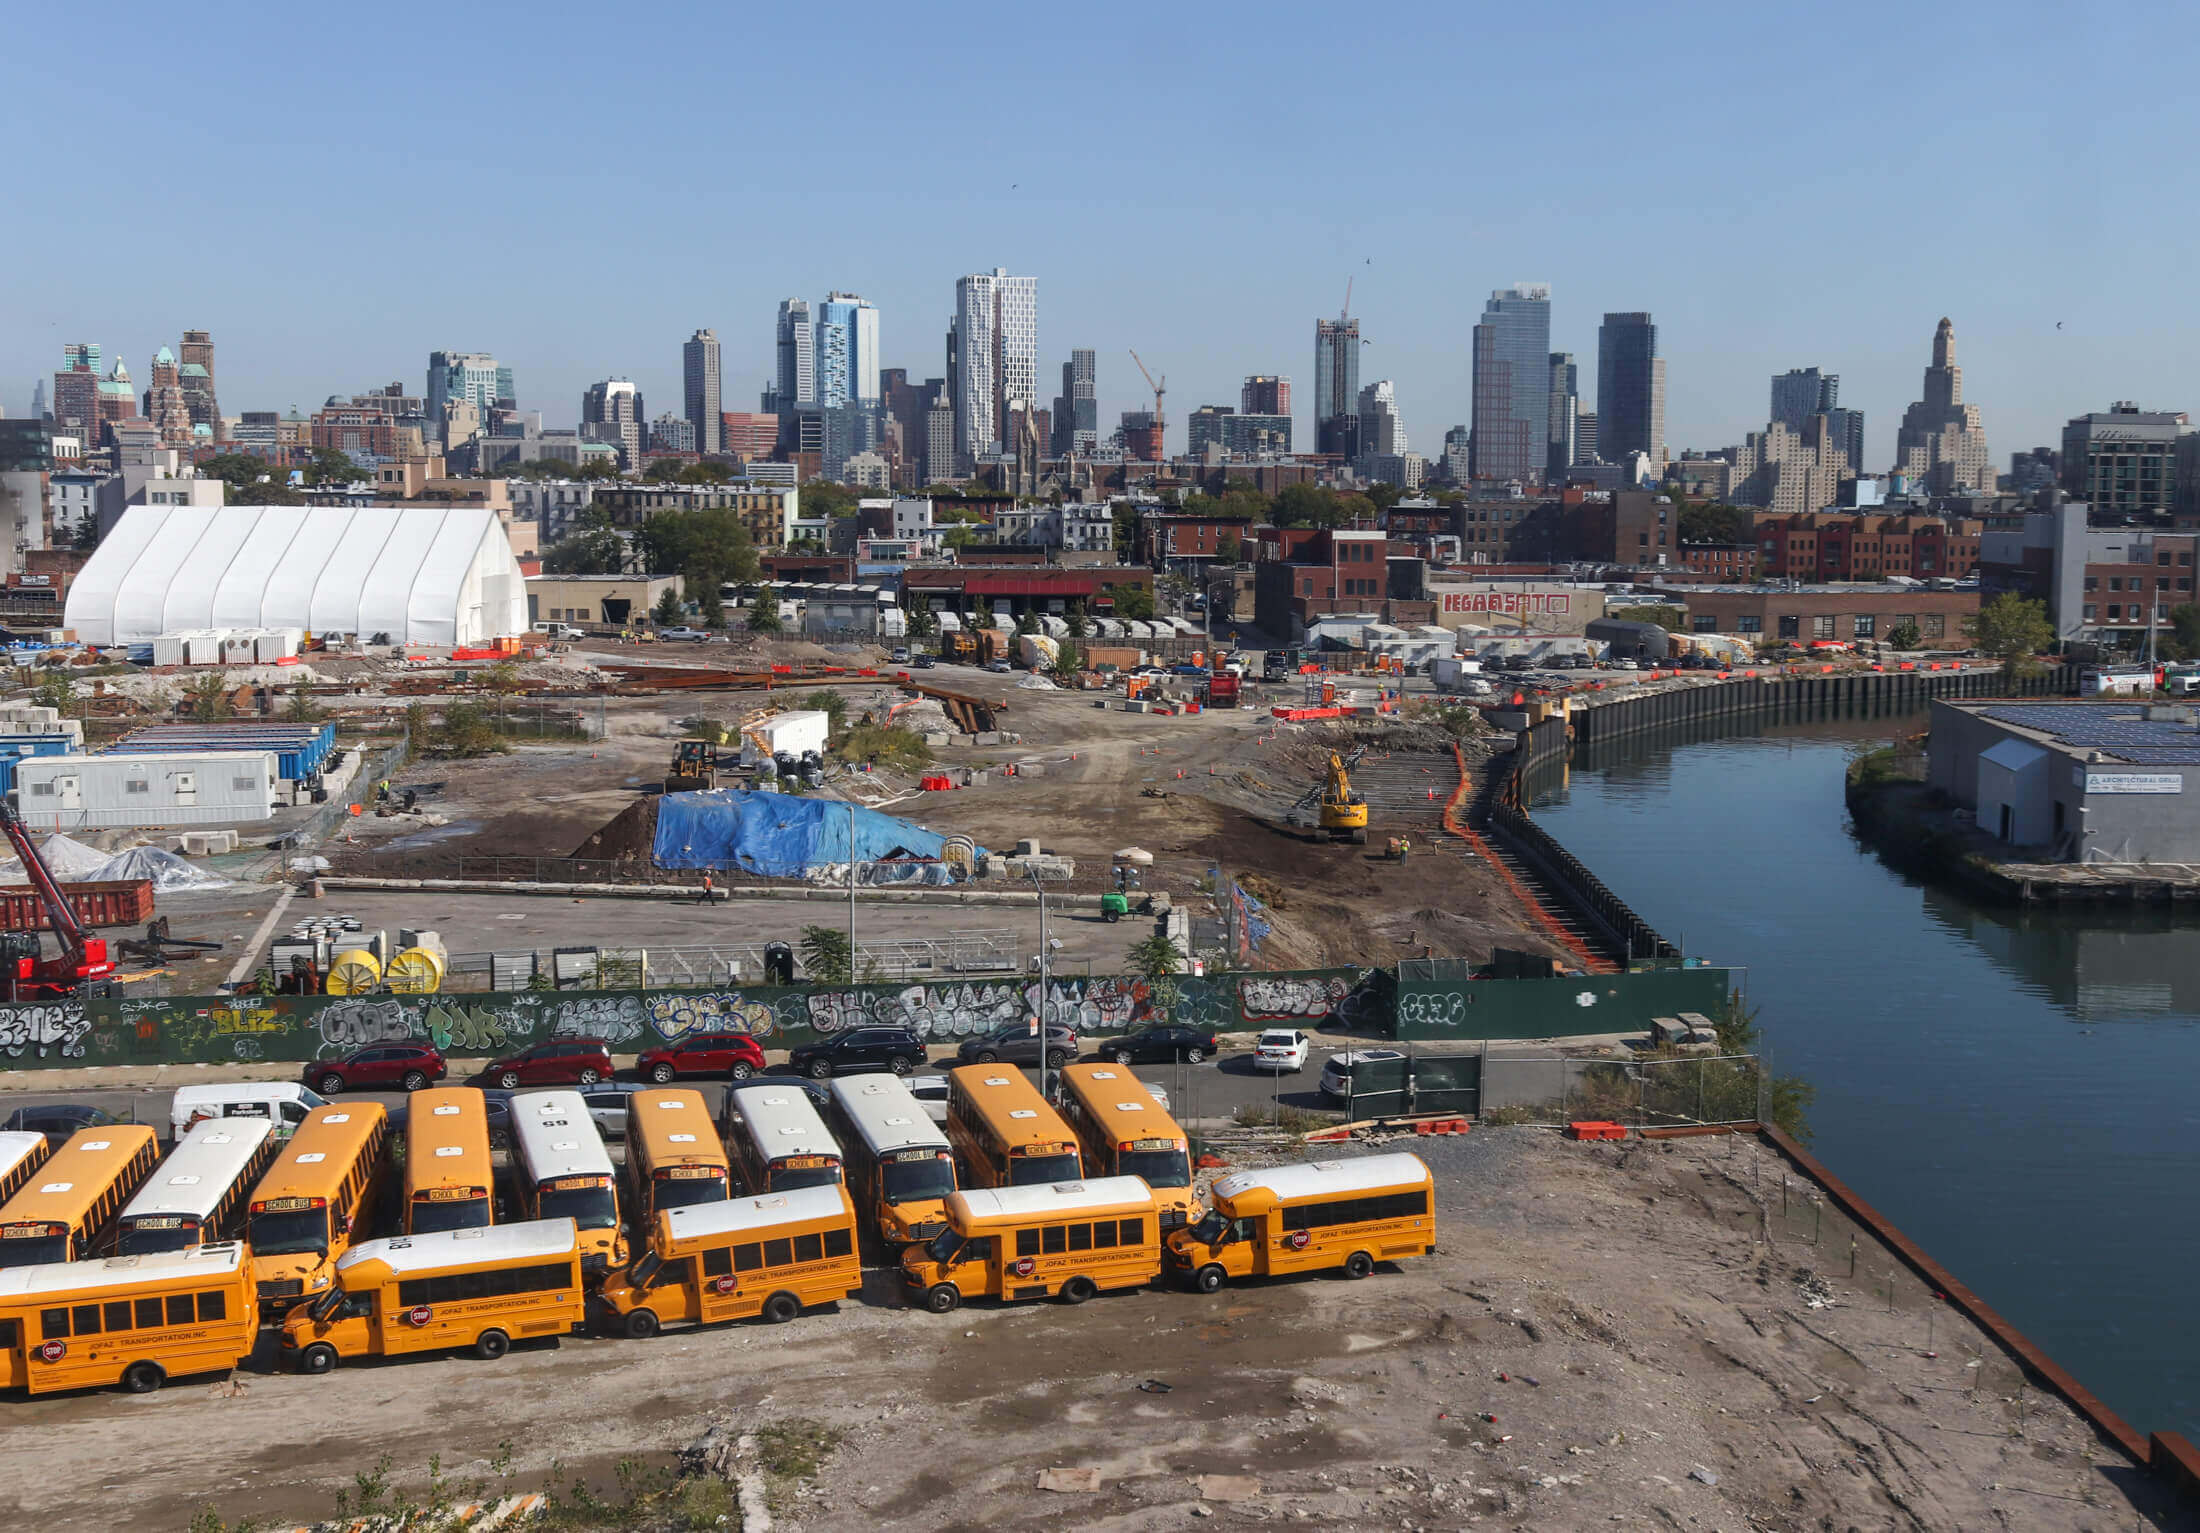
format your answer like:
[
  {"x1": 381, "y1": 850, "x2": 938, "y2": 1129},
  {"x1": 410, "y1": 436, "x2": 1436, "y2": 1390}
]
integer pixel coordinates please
[{"x1": 1978, "y1": 705, "x2": 2200, "y2": 764}]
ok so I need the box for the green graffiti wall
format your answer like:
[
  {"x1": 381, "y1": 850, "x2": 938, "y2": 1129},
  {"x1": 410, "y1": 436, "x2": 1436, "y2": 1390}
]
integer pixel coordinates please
[{"x1": 0, "y1": 962, "x2": 1734, "y2": 1071}]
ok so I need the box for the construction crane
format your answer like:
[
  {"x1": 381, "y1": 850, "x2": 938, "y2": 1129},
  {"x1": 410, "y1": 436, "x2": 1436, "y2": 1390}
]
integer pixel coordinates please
[
  {"x1": 1129, "y1": 349, "x2": 1166, "y2": 442},
  {"x1": 0, "y1": 800, "x2": 116, "y2": 1001}
]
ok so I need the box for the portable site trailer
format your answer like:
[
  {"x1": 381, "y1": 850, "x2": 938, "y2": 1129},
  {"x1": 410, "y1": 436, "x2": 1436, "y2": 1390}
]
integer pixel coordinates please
[
  {"x1": 255, "y1": 628, "x2": 303, "y2": 663},
  {"x1": 0, "y1": 736, "x2": 78, "y2": 796},
  {"x1": 13, "y1": 751, "x2": 281, "y2": 829},
  {"x1": 220, "y1": 631, "x2": 261, "y2": 665}
]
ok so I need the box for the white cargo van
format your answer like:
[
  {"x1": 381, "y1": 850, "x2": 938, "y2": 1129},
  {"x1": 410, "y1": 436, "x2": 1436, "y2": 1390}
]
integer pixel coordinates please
[{"x1": 168, "y1": 1082, "x2": 329, "y2": 1142}]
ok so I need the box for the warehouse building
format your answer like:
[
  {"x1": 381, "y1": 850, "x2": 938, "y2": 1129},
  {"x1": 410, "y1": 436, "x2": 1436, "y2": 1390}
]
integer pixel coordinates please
[
  {"x1": 1929, "y1": 700, "x2": 2200, "y2": 861},
  {"x1": 65, "y1": 505, "x2": 529, "y2": 647}
]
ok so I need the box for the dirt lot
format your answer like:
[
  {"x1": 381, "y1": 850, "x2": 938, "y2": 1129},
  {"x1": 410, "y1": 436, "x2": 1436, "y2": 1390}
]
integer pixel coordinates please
[{"x1": 6, "y1": 1129, "x2": 2184, "y2": 1533}]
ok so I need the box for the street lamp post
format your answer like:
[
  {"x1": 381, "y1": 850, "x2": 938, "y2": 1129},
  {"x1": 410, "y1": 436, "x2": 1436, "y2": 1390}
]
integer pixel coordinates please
[
  {"x1": 1028, "y1": 866, "x2": 1051, "y2": 1102},
  {"x1": 846, "y1": 801, "x2": 857, "y2": 978}
]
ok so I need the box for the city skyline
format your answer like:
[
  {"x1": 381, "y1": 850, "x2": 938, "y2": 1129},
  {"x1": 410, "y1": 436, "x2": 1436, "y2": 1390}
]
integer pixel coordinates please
[{"x1": 6, "y1": 6, "x2": 2192, "y2": 464}]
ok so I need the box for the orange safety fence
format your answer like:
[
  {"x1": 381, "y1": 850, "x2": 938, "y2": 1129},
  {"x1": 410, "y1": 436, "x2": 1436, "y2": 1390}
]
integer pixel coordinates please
[{"x1": 1441, "y1": 742, "x2": 1616, "y2": 976}]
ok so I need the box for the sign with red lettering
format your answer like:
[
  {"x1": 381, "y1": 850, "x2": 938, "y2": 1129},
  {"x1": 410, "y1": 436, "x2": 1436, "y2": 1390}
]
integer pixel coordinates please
[
  {"x1": 1012, "y1": 1257, "x2": 1037, "y2": 1278},
  {"x1": 36, "y1": 1340, "x2": 65, "y2": 1363},
  {"x1": 406, "y1": 1305, "x2": 432, "y2": 1327},
  {"x1": 1439, "y1": 591, "x2": 1573, "y2": 616},
  {"x1": 713, "y1": 1276, "x2": 737, "y2": 1295},
  {"x1": 1287, "y1": 1229, "x2": 1312, "y2": 1251}
]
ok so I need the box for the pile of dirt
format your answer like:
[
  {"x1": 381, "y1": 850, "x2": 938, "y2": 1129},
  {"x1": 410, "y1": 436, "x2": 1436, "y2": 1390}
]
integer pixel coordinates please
[{"x1": 572, "y1": 796, "x2": 658, "y2": 861}]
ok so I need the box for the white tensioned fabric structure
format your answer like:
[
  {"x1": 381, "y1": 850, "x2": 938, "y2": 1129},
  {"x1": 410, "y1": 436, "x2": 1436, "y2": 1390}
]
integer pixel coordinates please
[{"x1": 65, "y1": 505, "x2": 529, "y2": 647}]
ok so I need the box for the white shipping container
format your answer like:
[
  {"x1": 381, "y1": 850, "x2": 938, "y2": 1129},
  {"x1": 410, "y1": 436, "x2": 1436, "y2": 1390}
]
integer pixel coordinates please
[
  {"x1": 255, "y1": 628, "x2": 302, "y2": 662},
  {"x1": 221, "y1": 631, "x2": 261, "y2": 664},
  {"x1": 739, "y1": 710, "x2": 831, "y2": 767},
  {"x1": 13, "y1": 751, "x2": 280, "y2": 829}
]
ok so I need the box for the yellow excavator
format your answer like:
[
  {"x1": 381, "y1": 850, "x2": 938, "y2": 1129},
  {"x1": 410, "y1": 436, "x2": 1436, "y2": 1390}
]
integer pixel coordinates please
[{"x1": 1320, "y1": 749, "x2": 1370, "y2": 843}]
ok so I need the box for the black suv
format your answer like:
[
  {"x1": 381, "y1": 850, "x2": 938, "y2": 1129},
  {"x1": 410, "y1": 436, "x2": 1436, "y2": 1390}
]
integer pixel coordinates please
[
  {"x1": 1, "y1": 1103, "x2": 122, "y2": 1149},
  {"x1": 787, "y1": 1027, "x2": 928, "y2": 1079},
  {"x1": 954, "y1": 1023, "x2": 1078, "y2": 1070},
  {"x1": 1098, "y1": 1025, "x2": 1219, "y2": 1065}
]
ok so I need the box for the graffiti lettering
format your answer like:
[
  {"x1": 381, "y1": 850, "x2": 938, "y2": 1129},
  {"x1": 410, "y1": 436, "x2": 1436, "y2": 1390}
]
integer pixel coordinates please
[
  {"x1": 316, "y1": 997, "x2": 415, "y2": 1055},
  {"x1": 0, "y1": 1003, "x2": 93, "y2": 1060},
  {"x1": 1239, "y1": 975, "x2": 1349, "y2": 1022},
  {"x1": 645, "y1": 992, "x2": 776, "y2": 1041},
  {"x1": 232, "y1": 1037, "x2": 266, "y2": 1061},
  {"x1": 1395, "y1": 990, "x2": 1467, "y2": 1030},
  {"x1": 211, "y1": 1008, "x2": 288, "y2": 1035},
  {"x1": 427, "y1": 1003, "x2": 509, "y2": 1055},
  {"x1": 547, "y1": 994, "x2": 646, "y2": 1045}
]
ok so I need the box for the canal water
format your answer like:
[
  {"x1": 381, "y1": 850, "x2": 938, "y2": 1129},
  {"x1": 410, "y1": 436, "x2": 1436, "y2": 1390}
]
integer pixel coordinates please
[{"x1": 1530, "y1": 717, "x2": 2200, "y2": 1443}]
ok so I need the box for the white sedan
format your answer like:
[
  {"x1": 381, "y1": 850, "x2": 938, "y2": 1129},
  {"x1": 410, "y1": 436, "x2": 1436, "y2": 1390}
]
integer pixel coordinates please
[{"x1": 1254, "y1": 1030, "x2": 1312, "y2": 1072}]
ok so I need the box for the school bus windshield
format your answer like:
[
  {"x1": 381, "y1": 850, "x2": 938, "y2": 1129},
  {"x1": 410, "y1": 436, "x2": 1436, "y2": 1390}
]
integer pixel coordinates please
[
  {"x1": 408, "y1": 1196, "x2": 491, "y2": 1234},
  {"x1": 536, "y1": 1184, "x2": 618, "y2": 1230},
  {"x1": 881, "y1": 1154, "x2": 955, "y2": 1204},
  {"x1": 114, "y1": 1219, "x2": 199, "y2": 1256},
  {"x1": 923, "y1": 1227, "x2": 967, "y2": 1264},
  {"x1": 1007, "y1": 1151, "x2": 1082, "y2": 1187},
  {"x1": 1188, "y1": 1209, "x2": 1229, "y2": 1244},
  {"x1": 652, "y1": 1174, "x2": 727, "y2": 1211},
  {"x1": 0, "y1": 1231, "x2": 67, "y2": 1267},
  {"x1": 1116, "y1": 1146, "x2": 1191, "y2": 1188},
  {"x1": 248, "y1": 1206, "x2": 329, "y2": 1256}
]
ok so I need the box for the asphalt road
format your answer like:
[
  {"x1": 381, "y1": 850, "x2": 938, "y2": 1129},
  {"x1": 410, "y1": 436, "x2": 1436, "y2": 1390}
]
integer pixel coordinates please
[{"x1": 4, "y1": 1050, "x2": 1339, "y2": 1139}]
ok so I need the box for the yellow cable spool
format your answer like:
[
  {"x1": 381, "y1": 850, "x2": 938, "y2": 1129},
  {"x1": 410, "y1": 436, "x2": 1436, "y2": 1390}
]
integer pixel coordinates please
[
  {"x1": 325, "y1": 948, "x2": 383, "y2": 995},
  {"x1": 383, "y1": 945, "x2": 446, "y2": 995}
]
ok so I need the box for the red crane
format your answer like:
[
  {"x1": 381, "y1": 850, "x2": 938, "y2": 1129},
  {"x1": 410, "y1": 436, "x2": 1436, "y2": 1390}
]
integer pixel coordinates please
[{"x1": 0, "y1": 800, "x2": 114, "y2": 1001}]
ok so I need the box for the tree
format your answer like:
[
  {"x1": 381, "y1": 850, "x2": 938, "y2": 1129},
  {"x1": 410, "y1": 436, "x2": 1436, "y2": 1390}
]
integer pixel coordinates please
[
  {"x1": 1111, "y1": 501, "x2": 1141, "y2": 560},
  {"x1": 285, "y1": 681, "x2": 324, "y2": 723},
  {"x1": 541, "y1": 527, "x2": 627, "y2": 575},
  {"x1": 1965, "y1": 593, "x2": 2053, "y2": 675},
  {"x1": 1015, "y1": 609, "x2": 1038, "y2": 636},
  {"x1": 303, "y1": 447, "x2": 362, "y2": 486},
  {"x1": 1364, "y1": 482, "x2": 1404, "y2": 514},
  {"x1": 653, "y1": 586, "x2": 683, "y2": 624},
  {"x1": 643, "y1": 458, "x2": 686, "y2": 483},
  {"x1": 799, "y1": 481, "x2": 862, "y2": 520},
  {"x1": 637, "y1": 507, "x2": 760, "y2": 588},
  {"x1": 1886, "y1": 621, "x2": 1922, "y2": 652},
  {"x1": 1064, "y1": 602, "x2": 1087, "y2": 639},
  {"x1": 1273, "y1": 483, "x2": 1349, "y2": 528},
  {"x1": 1052, "y1": 640, "x2": 1080, "y2": 680},
  {"x1": 677, "y1": 460, "x2": 734, "y2": 485},
  {"x1": 799, "y1": 924, "x2": 853, "y2": 984},
  {"x1": 71, "y1": 511, "x2": 98, "y2": 550},
  {"x1": 31, "y1": 672, "x2": 73, "y2": 715},
  {"x1": 571, "y1": 456, "x2": 624, "y2": 482},
  {"x1": 804, "y1": 688, "x2": 849, "y2": 733},
  {"x1": 1213, "y1": 530, "x2": 1242, "y2": 566},
  {"x1": 2169, "y1": 603, "x2": 2200, "y2": 661},
  {"x1": 1678, "y1": 501, "x2": 1754, "y2": 545},
  {"x1": 183, "y1": 671, "x2": 232, "y2": 722},
  {"x1": 905, "y1": 592, "x2": 936, "y2": 639},
  {"x1": 1127, "y1": 933, "x2": 1184, "y2": 1017},
  {"x1": 1609, "y1": 604, "x2": 1687, "y2": 632},
  {"x1": 1111, "y1": 585, "x2": 1156, "y2": 621},
  {"x1": 748, "y1": 584, "x2": 782, "y2": 634},
  {"x1": 694, "y1": 583, "x2": 725, "y2": 629}
]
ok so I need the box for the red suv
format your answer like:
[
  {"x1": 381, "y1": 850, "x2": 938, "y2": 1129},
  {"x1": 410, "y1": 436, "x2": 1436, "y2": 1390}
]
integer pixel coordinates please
[
  {"x1": 305, "y1": 1043, "x2": 446, "y2": 1096},
  {"x1": 478, "y1": 1037, "x2": 614, "y2": 1089},
  {"x1": 636, "y1": 1031, "x2": 766, "y2": 1084}
]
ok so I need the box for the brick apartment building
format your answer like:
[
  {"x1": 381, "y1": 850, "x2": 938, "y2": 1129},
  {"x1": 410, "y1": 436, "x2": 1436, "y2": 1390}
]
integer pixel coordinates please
[
  {"x1": 1679, "y1": 542, "x2": 1760, "y2": 580},
  {"x1": 899, "y1": 564, "x2": 1153, "y2": 620},
  {"x1": 1753, "y1": 512, "x2": 1982, "y2": 581},
  {"x1": 1139, "y1": 513, "x2": 1254, "y2": 565},
  {"x1": 1251, "y1": 527, "x2": 1397, "y2": 633},
  {"x1": 1676, "y1": 586, "x2": 1980, "y2": 645}
]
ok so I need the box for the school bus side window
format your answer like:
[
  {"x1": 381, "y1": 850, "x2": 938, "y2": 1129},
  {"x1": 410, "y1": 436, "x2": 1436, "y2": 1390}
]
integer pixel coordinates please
[
  {"x1": 1067, "y1": 1223, "x2": 1093, "y2": 1251},
  {"x1": 199, "y1": 1291, "x2": 226, "y2": 1321},
  {"x1": 166, "y1": 1294, "x2": 194, "y2": 1325},
  {"x1": 702, "y1": 1247, "x2": 732, "y2": 1278},
  {"x1": 1280, "y1": 1190, "x2": 1428, "y2": 1231},
  {"x1": 1016, "y1": 1229, "x2": 1040, "y2": 1257},
  {"x1": 763, "y1": 1239, "x2": 792, "y2": 1267},
  {"x1": 103, "y1": 1301, "x2": 130, "y2": 1331},
  {"x1": 135, "y1": 1297, "x2": 162, "y2": 1328},
  {"x1": 734, "y1": 1243, "x2": 763, "y2": 1272},
  {"x1": 1093, "y1": 1221, "x2": 1118, "y2": 1249},
  {"x1": 1041, "y1": 1225, "x2": 1065, "y2": 1254},
  {"x1": 40, "y1": 1308, "x2": 66, "y2": 1340},
  {"x1": 823, "y1": 1228, "x2": 852, "y2": 1258},
  {"x1": 793, "y1": 1233, "x2": 823, "y2": 1264},
  {"x1": 72, "y1": 1304, "x2": 100, "y2": 1334},
  {"x1": 1118, "y1": 1219, "x2": 1144, "y2": 1245}
]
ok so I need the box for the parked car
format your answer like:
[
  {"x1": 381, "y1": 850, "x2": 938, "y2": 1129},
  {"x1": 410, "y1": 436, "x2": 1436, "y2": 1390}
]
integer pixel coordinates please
[
  {"x1": 579, "y1": 1081, "x2": 646, "y2": 1140},
  {"x1": 891, "y1": 647, "x2": 910, "y2": 663},
  {"x1": 907, "y1": 1074, "x2": 952, "y2": 1124},
  {"x1": 658, "y1": 626, "x2": 709, "y2": 642},
  {"x1": 985, "y1": 659, "x2": 1012, "y2": 673},
  {"x1": 477, "y1": 1037, "x2": 614, "y2": 1089},
  {"x1": 1, "y1": 1103, "x2": 121, "y2": 1150},
  {"x1": 911, "y1": 654, "x2": 935, "y2": 669},
  {"x1": 303, "y1": 1043, "x2": 446, "y2": 1096},
  {"x1": 635, "y1": 1031, "x2": 766, "y2": 1084},
  {"x1": 955, "y1": 1023, "x2": 1078, "y2": 1070},
  {"x1": 1317, "y1": 1048, "x2": 1407, "y2": 1102},
  {"x1": 787, "y1": 1027, "x2": 928, "y2": 1079},
  {"x1": 1098, "y1": 1025, "x2": 1219, "y2": 1065},
  {"x1": 1253, "y1": 1030, "x2": 1312, "y2": 1073}
]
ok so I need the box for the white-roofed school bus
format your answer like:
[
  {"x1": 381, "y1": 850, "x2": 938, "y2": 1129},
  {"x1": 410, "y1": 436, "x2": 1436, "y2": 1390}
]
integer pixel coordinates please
[
  {"x1": 596, "y1": 1183, "x2": 860, "y2": 1337},
  {"x1": 0, "y1": 1241, "x2": 257, "y2": 1395},
  {"x1": 899, "y1": 1175, "x2": 1158, "y2": 1312},
  {"x1": 1165, "y1": 1153, "x2": 1433, "y2": 1292}
]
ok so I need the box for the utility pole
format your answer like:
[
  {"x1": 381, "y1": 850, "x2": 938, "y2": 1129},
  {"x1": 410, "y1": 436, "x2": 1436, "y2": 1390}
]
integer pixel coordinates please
[
  {"x1": 1029, "y1": 866, "x2": 1051, "y2": 1102},
  {"x1": 846, "y1": 801, "x2": 858, "y2": 978}
]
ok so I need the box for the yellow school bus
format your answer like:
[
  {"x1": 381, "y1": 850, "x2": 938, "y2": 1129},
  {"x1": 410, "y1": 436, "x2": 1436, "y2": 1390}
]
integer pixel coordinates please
[
  {"x1": 0, "y1": 1133, "x2": 50, "y2": 1208},
  {"x1": 1055, "y1": 1063, "x2": 1196, "y2": 1229},
  {"x1": 0, "y1": 1241, "x2": 258, "y2": 1394},
  {"x1": 280, "y1": 1218, "x2": 586, "y2": 1373},
  {"x1": 944, "y1": 1066, "x2": 1082, "y2": 1189},
  {"x1": 1165, "y1": 1153, "x2": 1434, "y2": 1292},
  {"x1": 625, "y1": 1089, "x2": 730, "y2": 1228},
  {"x1": 509, "y1": 1091, "x2": 624, "y2": 1273},
  {"x1": 596, "y1": 1184, "x2": 861, "y2": 1337},
  {"x1": 113, "y1": 1117, "x2": 278, "y2": 1256},
  {"x1": 247, "y1": 1103, "x2": 389, "y2": 1307},
  {"x1": 899, "y1": 1176, "x2": 1158, "y2": 1312},
  {"x1": 827, "y1": 1074, "x2": 956, "y2": 1246},
  {"x1": 403, "y1": 1088, "x2": 493, "y2": 1234},
  {"x1": 0, "y1": 1125, "x2": 160, "y2": 1268}
]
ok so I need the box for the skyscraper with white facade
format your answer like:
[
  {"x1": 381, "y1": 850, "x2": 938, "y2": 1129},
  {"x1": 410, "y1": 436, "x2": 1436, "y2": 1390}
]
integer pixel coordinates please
[
  {"x1": 815, "y1": 293, "x2": 879, "y2": 408},
  {"x1": 773, "y1": 300, "x2": 815, "y2": 412},
  {"x1": 684, "y1": 329, "x2": 721, "y2": 455},
  {"x1": 1356, "y1": 380, "x2": 1407, "y2": 458},
  {"x1": 581, "y1": 377, "x2": 644, "y2": 468},
  {"x1": 952, "y1": 269, "x2": 1037, "y2": 469},
  {"x1": 1469, "y1": 285, "x2": 1550, "y2": 483}
]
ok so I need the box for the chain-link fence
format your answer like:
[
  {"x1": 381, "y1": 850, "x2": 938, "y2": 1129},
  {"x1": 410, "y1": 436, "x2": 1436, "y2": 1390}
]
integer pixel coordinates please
[{"x1": 1478, "y1": 1051, "x2": 1765, "y2": 1128}]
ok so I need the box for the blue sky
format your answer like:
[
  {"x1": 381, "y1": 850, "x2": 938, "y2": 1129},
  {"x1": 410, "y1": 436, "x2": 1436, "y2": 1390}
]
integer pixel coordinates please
[{"x1": 7, "y1": 2, "x2": 2194, "y2": 468}]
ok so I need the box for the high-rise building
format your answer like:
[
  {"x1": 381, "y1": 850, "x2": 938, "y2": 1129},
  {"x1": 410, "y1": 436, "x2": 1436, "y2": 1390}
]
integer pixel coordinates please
[
  {"x1": 1315, "y1": 317, "x2": 1361, "y2": 460},
  {"x1": 771, "y1": 299, "x2": 815, "y2": 455},
  {"x1": 1893, "y1": 318, "x2": 1992, "y2": 494},
  {"x1": 29, "y1": 378, "x2": 46, "y2": 422},
  {"x1": 1441, "y1": 425, "x2": 1472, "y2": 485},
  {"x1": 1824, "y1": 408, "x2": 1865, "y2": 476},
  {"x1": 2061, "y1": 403, "x2": 2190, "y2": 519},
  {"x1": 923, "y1": 380, "x2": 955, "y2": 486},
  {"x1": 1242, "y1": 375, "x2": 1290, "y2": 417},
  {"x1": 1770, "y1": 368, "x2": 1837, "y2": 434},
  {"x1": 683, "y1": 329, "x2": 722, "y2": 454},
  {"x1": 1188, "y1": 406, "x2": 1234, "y2": 458},
  {"x1": 953, "y1": 268, "x2": 1037, "y2": 470},
  {"x1": 1119, "y1": 411, "x2": 1164, "y2": 462},
  {"x1": 815, "y1": 292, "x2": 879, "y2": 408},
  {"x1": 649, "y1": 413, "x2": 697, "y2": 455},
  {"x1": 1547, "y1": 352, "x2": 1578, "y2": 479},
  {"x1": 1051, "y1": 349, "x2": 1097, "y2": 455},
  {"x1": 178, "y1": 330, "x2": 220, "y2": 441},
  {"x1": 581, "y1": 378, "x2": 644, "y2": 468},
  {"x1": 427, "y1": 352, "x2": 508, "y2": 443},
  {"x1": 1356, "y1": 380, "x2": 1407, "y2": 459},
  {"x1": 1576, "y1": 412, "x2": 1598, "y2": 463},
  {"x1": 1595, "y1": 312, "x2": 1664, "y2": 471},
  {"x1": 52, "y1": 344, "x2": 101, "y2": 440},
  {"x1": 144, "y1": 346, "x2": 194, "y2": 446},
  {"x1": 1732, "y1": 416, "x2": 1851, "y2": 515},
  {"x1": 2009, "y1": 446, "x2": 2059, "y2": 495},
  {"x1": 1469, "y1": 285, "x2": 1551, "y2": 483},
  {"x1": 1227, "y1": 415, "x2": 1292, "y2": 455}
]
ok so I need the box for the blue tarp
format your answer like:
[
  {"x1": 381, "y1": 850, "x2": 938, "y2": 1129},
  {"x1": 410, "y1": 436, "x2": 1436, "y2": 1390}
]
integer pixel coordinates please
[{"x1": 653, "y1": 789, "x2": 976, "y2": 877}]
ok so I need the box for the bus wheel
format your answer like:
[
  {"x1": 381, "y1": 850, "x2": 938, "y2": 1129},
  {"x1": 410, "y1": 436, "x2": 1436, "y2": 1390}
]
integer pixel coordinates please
[
  {"x1": 1195, "y1": 1265, "x2": 1226, "y2": 1294},
  {"x1": 121, "y1": 1361, "x2": 166, "y2": 1394},
  {"x1": 1059, "y1": 1276, "x2": 1096, "y2": 1305},
  {"x1": 1342, "y1": 1252, "x2": 1374, "y2": 1280},
  {"x1": 924, "y1": 1283, "x2": 961, "y2": 1314},
  {"x1": 475, "y1": 1329, "x2": 511, "y2": 1360},
  {"x1": 762, "y1": 1292, "x2": 801, "y2": 1324},
  {"x1": 301, "y1": 1343, "x2": 338, "y2": 1375},
  {"x1": 625, "y1": 1309, "x2": 660, "y2": 1339}
]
